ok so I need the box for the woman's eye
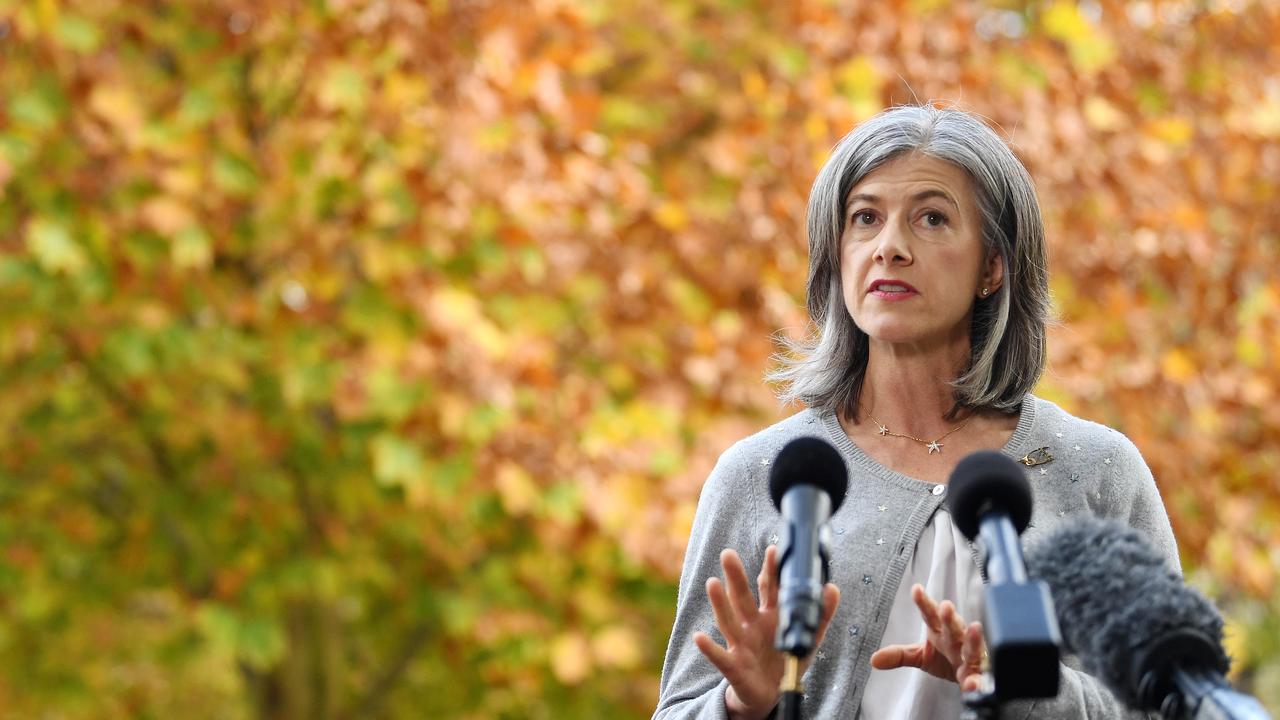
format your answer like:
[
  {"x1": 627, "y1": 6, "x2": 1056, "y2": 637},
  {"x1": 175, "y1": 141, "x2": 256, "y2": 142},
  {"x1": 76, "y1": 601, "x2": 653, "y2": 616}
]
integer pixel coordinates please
[
  {"x1": 852, "y1": 211, "x2": 875, "y2": 225},
  {"x1": 923, "y1": 211, "x2": 948, "y2": 227}
]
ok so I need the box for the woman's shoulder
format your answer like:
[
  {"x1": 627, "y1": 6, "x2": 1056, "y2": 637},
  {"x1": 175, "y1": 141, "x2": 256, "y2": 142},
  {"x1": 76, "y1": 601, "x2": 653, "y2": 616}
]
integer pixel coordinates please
[
  {"x1": 696, "y1": 408, "x2": 828, "y2": 513},
  {"x1": 714, "y1": 407, "x2": 830, "y2": 473},
  {"x1": 1028, "y1": 395, "x2": 1147, "y2": 465}
]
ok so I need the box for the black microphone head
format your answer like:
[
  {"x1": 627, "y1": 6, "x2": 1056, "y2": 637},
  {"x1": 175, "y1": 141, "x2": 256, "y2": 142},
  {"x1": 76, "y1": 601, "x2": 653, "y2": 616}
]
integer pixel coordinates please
[
  {"x1": 1026, "y1": 518, "x2": 1227, "y2": 710},
  {"x1": 946, "y1": 450, "x2": 1032, "y2": 540},
  {"x1": 768, "y1": 437, "x2": 848, "y2": 514}
]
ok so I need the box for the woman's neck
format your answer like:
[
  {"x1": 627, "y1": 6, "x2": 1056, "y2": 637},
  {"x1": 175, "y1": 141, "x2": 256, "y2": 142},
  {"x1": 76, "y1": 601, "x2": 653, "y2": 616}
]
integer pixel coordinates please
[{"x1": 856, "y1": 339, "x2": 973, "y2": 438}]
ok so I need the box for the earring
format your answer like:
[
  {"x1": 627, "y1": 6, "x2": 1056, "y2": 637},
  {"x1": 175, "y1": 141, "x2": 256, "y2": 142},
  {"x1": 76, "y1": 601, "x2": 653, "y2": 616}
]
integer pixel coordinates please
[{"x1": 981, "y1": 287, "x2": 990, "y2": 297}]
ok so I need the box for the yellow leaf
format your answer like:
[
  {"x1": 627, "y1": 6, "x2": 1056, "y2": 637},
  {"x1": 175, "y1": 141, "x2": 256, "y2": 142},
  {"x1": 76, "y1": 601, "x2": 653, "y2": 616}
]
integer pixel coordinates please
[
  {"x1": 1171, "y1": 203, "x2": 1204, "y2": 230},
  {"x1": 425, "y1": 287, "x2": 508, "y2": 359},
  {"x1": 1082, "y1": 96, "x2": 1125, "y2": 132},
  {"x1": 1161, "y1": 349, "x2": 1194, "y2": 383},
  {"x1": 1192, "y1": 405, "x2": 1221, "y2": 435},
  {"x1": 835, "y1": 56, "x2": 881, "y2": 104},
  {"x1": 141, "y1": 196, "x2": 195, "y2": 235},
  {"x1": 437, "y1": 392, "x2": 470, "y2": 440},
  {"x1": 550, "y1": 632, "x2": 592, "y2": 684},
  {"x1": 428, "y1": 287, "x2": 481, "y2": 329},
  {"x1": 654, "y1": 201, "x2": 688, "y2": 232},
  {"x1": 35, "y1": 0, "x2": 58, "y2": 34},
  {"x1": 581, "y1": 402, "x2": 680, "y2": 457},
  {"x1": 1238, "y1": 544, "x2": 1275, "y2": 596},
  {"x1": 160, "y1": 164, "x2": 202, "y2": 198},
  {"x1": 1043, "y1": 1, "x2": 1090, "y2": 42},
  {"x1": 1222, "y1": 616, "x2": 1248, "y2": 682},
  {"x1": 669, "y1": 500, "x2": 696, "y2": 546},
  {"x1": 1042, "y1": 1, "x2": 1116, "y2": 73},
  {"x1": 382, "y1": 71, "x2": 429, "y2": 109},
  {"x1": 134, "y1": 302, "x2": 171, "y2": 330},
  {"x1": 89, "y1": 83, "x2": 144, "y2": 139},
  {"x1": 495, "y1": 462, "x2": 539, "y2": 516},
  {"x1": 597, "y1": 473, "x2": 650, "y2": 534},
  {"x1": 1231, "y1": 100, "x2": 1280, "y2": 137},
  {"x1": 591, "y1": 625, "x2": 641, "y2": 669},
  {"x1": 1146, "y1": 117, "x2": 1193, "y2": 146},
  {"x1": 804, "y1": 112, "x2": 828, "y2": 142}
]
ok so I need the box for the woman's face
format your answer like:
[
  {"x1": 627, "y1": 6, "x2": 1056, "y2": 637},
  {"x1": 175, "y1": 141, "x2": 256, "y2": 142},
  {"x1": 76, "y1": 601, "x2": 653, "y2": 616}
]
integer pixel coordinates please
[{"x1": 839, "y1": 153, "x2": 1002, "y2": 349}]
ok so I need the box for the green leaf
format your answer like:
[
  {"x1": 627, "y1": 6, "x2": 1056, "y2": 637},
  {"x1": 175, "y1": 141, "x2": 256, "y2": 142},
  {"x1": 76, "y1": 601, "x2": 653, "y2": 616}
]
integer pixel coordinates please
[
  {"x1": 55, "y1": 15, "x2": 102, "y2": 53},
  {"x1": 371, "y1": 433, "x2": 425, "y2": 488},
  {"x1": 212, "y1": 152, "x2": 259, "y2": 196},
  {"x1": 318, "y1": 63, "x2": 368, "y2": 113},
  {"x1": 237, "y1": 616, "x2": 286, "y2": 670},
  {"x1": 366, "y1": 366, "x2": 424, "y2": 422},
  {"x1": 26, "y1": 219, "x2": 87, "y2": 275},
  {"x1": 103, "y1": 327, "x2": 155, "y2": 378},
  {"x1": 9, "y1": 90, "x2": 61, "y2": 129},
  {"x1": 172, "y1": 226, "x2": 213, "y2": 270},
  {"x1": 176, "y1": 88, "x2": 218, "y2": 127}
]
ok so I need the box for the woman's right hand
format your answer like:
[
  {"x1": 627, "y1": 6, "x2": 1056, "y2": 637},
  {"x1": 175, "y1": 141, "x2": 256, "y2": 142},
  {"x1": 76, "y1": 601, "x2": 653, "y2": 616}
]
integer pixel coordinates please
[{"x1": 692, "y1": 546, "x2": 841, "y2": 720}]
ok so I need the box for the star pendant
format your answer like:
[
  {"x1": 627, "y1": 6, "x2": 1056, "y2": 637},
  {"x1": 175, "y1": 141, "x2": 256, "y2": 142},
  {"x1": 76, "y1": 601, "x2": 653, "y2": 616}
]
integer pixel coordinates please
[
  {"x1": 876, "y1": 423, "x2": 889, "y2": 436},
  {"x1": 926, "y1": 440, "x2": 942, "y2": 454}
]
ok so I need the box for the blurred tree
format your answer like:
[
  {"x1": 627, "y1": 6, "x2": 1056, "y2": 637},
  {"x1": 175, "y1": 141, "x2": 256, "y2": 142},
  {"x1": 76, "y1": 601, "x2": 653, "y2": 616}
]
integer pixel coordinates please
[{"x1": 0, "y1": 0, "x2": 1278, "y2": 717}]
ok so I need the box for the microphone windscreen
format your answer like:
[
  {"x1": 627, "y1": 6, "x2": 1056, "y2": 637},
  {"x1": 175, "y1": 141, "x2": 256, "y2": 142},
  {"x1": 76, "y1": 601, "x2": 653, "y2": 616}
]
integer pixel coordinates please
[
  {"x1": 768, "y1": 437, "x2": 848, "y2": 513},
  {"x1": 1025, "y1": 518, "x2": 1227, "y2": 708},
  {"x1": 945, "y1": 450, "x2": 1032, "y2": 540}
]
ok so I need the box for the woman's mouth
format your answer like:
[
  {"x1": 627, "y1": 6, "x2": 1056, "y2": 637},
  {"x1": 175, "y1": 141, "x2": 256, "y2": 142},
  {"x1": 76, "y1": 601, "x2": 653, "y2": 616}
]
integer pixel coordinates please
[{"x1": 868, "y1": 280, "x2": 919, "y2": 299}]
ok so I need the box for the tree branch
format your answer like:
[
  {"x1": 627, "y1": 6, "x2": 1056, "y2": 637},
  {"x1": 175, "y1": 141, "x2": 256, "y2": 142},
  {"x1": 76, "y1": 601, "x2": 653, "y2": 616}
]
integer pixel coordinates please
[{"x1": 338, "y1": 620, "x2": 433, "y2": 720}]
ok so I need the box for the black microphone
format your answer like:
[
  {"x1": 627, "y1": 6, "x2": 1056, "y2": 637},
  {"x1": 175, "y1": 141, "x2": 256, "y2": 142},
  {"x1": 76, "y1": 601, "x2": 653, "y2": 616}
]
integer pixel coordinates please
[
  {"x1": 947, "y1": 450, "x2": 1061, "y2": 700},
  {"x1": 768, "y1": 436, "x2": 848, "y2": 657},
  {"x1": 1026, "y1": 519, "x2": 1272, "y2": 720}
]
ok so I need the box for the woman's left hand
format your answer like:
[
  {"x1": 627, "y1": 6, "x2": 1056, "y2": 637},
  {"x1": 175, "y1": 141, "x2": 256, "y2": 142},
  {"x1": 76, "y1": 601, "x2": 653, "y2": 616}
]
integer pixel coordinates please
[{"x1": 869, "y1": 583, "x2": 986, "y2": 692}]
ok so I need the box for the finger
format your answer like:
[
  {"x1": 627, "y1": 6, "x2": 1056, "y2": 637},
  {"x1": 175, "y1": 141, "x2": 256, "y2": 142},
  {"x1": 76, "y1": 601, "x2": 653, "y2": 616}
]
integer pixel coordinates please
[
  {"x1": 963, "y1": 622, "x2": 985, "y2": 668},
  {"x1": 811, "y1": 583, "x2": 842, "y2": 648},
  {"x1": 720, "y1": 549, "x2": 758, "y2": 623},
  {"x1": 938, "y1": 601, "x2": 967, "y2": 657},
  {"x1": 921, "y1": 639, "x2": 936, "y2": 667},
  {"x1": 871, "y1": 643, "x2": 927, "y2": 670},
  {"x1": 693, "y1": 631, "x2": 738, "y2": 681},
  {"x1": 957, "y1": 622, "x2": 985, "y2": 687},
  {"x1": 962, "y1": 622, "x2": 983, "y2": 661},
  {"x1": 911, "y1": 584, "x2": 944, "y2": 634},
  {"x1": 940, "y1": 601, "x2": 968, "y2": 644},
  {"x1": 706, "y1": 577, "x2": 743, "y2": 646},
  {"x1": 757, "y1": 545, "x2": 779, "y2": 610}
]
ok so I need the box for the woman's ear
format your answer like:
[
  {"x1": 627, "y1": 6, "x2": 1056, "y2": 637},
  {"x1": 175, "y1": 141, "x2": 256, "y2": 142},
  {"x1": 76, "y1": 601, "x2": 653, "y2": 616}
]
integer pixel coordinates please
[{"x1": 981, "y1": 252, "x2": 1005, "y2": 298}]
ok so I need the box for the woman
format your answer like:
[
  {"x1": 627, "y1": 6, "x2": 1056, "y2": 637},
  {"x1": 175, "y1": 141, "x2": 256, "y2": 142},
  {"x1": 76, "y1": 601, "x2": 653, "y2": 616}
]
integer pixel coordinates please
[{"x1": 653, "y1": 105, "x2": 1178, "y2": 719}]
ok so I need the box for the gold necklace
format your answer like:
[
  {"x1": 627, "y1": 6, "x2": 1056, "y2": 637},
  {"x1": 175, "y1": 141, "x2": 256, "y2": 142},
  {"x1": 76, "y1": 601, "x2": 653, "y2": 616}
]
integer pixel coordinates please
[{"x1": 866, "y1": 413, "x2": 974, "y2": 455}]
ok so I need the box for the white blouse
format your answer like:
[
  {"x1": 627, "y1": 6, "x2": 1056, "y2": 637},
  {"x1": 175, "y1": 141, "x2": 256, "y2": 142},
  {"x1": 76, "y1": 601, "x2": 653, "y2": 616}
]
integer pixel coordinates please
[{"x1": 857, "y1": 508, "x2": 986, "y2": 720}]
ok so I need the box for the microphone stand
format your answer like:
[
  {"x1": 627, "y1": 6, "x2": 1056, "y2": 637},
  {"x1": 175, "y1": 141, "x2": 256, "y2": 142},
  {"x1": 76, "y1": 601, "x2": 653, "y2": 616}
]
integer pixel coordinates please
[
  {"x1": 960, "y1": 688, "x2": 1001, "y2": 720},
  {"x1": 778, "y1": 655, "x2": 803, "y2": 720}
]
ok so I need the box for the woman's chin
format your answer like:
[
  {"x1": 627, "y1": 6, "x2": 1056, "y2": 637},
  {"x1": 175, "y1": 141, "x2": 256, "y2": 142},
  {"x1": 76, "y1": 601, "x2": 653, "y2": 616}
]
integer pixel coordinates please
[
  {"x1": 862, "y1": 323, "x2": 966, "y2": 349},
  {"x1": 860, "y1": 322, "x2": 927, "y2": 345}
]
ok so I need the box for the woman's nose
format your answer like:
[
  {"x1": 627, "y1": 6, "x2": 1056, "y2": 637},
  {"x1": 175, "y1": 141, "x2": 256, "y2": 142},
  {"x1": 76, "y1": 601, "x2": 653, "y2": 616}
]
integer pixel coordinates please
[{"x1": 873, "y1": 217, "x2": 913, "y2": 265}]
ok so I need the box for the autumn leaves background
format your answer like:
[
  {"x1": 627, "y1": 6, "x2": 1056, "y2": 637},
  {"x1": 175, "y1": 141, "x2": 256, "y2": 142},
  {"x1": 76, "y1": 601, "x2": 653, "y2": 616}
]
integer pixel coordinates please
[{"x1": 1, "y1": 0, "x2": 1279, "y2": 717}]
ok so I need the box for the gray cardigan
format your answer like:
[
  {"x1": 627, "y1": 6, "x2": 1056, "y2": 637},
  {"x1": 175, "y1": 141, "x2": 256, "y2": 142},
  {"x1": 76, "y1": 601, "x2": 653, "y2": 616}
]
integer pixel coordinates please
[{"x1": 654, "y1": 395, "x2": 1179, "y2": 719}]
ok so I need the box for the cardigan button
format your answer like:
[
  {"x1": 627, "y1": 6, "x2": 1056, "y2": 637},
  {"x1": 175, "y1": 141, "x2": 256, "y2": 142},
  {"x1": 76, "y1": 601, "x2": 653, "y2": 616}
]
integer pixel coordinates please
[{"x1": 931, "y1": 484, "x2": 946, "y2": 496}]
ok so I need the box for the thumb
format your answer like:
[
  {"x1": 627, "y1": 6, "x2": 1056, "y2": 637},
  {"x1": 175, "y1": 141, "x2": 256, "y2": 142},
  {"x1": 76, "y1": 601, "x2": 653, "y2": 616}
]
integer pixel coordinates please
[
  {"x1": 870, "y1": 643, "x2": 927, "y2": 670},
  {"x1": 812, "y1": 583, "x2": 841, "y2": 646}
]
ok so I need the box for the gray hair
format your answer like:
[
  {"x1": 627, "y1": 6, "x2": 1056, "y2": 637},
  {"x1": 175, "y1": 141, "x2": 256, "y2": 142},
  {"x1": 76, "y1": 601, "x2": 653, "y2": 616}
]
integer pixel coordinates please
[{"x1": 769, "y1": 105, "x2": 1050, "y2": 419}]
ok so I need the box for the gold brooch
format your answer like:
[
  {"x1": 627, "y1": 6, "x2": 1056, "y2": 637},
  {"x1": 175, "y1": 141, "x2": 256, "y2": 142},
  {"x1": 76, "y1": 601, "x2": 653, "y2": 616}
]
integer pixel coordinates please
[{"x1": 1020, "y1": 447, "x2": 1054, "y2": 467}]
